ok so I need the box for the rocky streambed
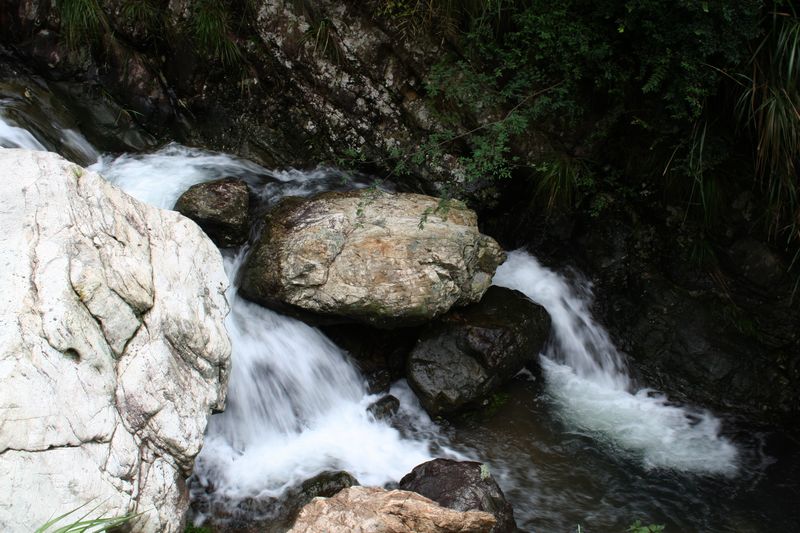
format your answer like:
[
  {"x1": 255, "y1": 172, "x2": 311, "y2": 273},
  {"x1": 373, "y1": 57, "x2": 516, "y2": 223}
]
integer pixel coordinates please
[{"x1": 1, "y1": 13, "x2": 800, "y2": 530}]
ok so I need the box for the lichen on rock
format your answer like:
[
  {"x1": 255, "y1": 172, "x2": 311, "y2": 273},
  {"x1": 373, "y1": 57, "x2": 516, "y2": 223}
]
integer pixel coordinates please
[{"x1": 239, "y1": 189, "x2": 506, "y2": 327}]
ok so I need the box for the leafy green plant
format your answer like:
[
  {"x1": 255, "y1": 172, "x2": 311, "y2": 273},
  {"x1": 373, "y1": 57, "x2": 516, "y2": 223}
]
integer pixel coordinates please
[
  {"x1": 736, "y1": 7, "x2": 800, "y2": 240},
  {"x1": 627, "y1": 520, "x2": 665, "y2": 533}
]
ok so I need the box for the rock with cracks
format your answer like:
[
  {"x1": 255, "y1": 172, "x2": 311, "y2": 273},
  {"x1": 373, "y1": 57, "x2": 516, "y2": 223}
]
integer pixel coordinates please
[
  {"x1": 240, "y1": 190, "x2": 505, "y2": 327},
  {"x1": 0, "y1": 149, "x2": 231, "y2": 533},
  {"x1": 287, "y1": 486, "x2": 496, "y2": 533}
]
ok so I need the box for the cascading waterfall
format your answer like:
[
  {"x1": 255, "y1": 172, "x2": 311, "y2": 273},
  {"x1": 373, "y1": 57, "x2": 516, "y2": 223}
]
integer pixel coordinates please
[
  {"x1": 494, "y1": 250, "x2": 739, "y2": 474},
  {"x1": 194, "y1": 250, "x2": 436, "y2": 501},
  {"x1": 92, "y1": 147, "x2": 442, "y2": 514},
  {"x1": 1, "y1": 100, "x2": 99, "y2": 163},
  {"x1": 0, "y1": 113, "x2": 46, "y2": 151},
  {"x1": 4, "y1": 104, "x2": 764, "y2": 531}
]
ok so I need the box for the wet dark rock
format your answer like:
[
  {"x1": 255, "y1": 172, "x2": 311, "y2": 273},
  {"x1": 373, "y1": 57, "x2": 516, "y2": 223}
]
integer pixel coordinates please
[
  {"x1": 174, "y1": 178, "x2": 250, "y2": 247},
  {"x1": 99, "y1": 34, "x2": 174, "y2": 126},
  {"x1": 407, "y1": 286, "x2": 550, "y2": 416},
  {"x1": 321, "y1": 323, "x2": 418, "y2": 393},
  {"x1": 622, "y1": 276, "x2": 800, "y2": 416},
  {"x1": 191, "y1": 470, "x2": 358, "y2": 533},
  {"x1": 0, "y1": 52, "x2": 156, "y2": 157},
  {"x1": 367, "y1": 395, "x2": 400, "y2": 421},
  {"x1": 399, "y1": 458, "x2": 517, "y2": 533},
  {"x1": 574, "y1": 208, "x2": 800, "y2": 422},
  {"x1": 726, "y1": 237, "x2": 788, "y2": 291}
]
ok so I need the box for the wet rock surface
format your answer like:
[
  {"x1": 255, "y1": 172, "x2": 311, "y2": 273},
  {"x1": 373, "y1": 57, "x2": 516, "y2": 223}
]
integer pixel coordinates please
[
  {"x1": 367, "y1": 395, "x2": 401, "y2": 421},
  {"x1": 321, "y1": 323, "x2": 418, "y2": 393},
  {"x1": 240, "y1": 190, "x2": 505, "y2": 327},
  {"x1": 407, "y1": 286, "x2": 550, "y2": 415},
  {"x1": 399, "y1": 459, "x2": 517, "y2": 533},
  {"x1": 193, "y1": 471, "x2": 358, "y2": 533},
  {"x1": 574, "y1": 210, "x2": 800, "y2": 421},
  {"x1": 174, "y1": 177, "x2": 251, "y2": 247}
]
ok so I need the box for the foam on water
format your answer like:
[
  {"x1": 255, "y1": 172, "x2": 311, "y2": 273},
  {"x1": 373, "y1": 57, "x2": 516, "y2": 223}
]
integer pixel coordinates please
[
  {"x1": 96, "y1": 147, "x2": 442, "y2": 506},
  {"x1": 90, "y1": 144, "x2": 270, "y2": 209},
  {"x1": 494, "y1": 250, "x2": 738, "y2": 474},
  {"x1": 192, "y1": 252, "x2": 436, "y2": 500}
]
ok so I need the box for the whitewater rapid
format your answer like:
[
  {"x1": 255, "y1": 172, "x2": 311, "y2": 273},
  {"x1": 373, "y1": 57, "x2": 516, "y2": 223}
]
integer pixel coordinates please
[
  {"x1": 90, "y1": 147, "x2": 446, "y2": 509},
  {"x1": 494, "y1": 251, "x2": 738, "y2": 474},
  {"x1": 1, "y1": 109, "x2": 740, "y2": 514}
]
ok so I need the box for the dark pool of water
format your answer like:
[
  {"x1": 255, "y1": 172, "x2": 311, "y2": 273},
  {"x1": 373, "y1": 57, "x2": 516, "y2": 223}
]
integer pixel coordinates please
[{"x1": 441, "y1": 375, "x2": 800, "y2": 533}]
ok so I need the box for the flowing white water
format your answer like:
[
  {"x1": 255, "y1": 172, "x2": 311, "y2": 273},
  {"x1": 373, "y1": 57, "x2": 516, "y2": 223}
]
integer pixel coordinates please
[
  {"x1": 195, "y1": 251, "x2": 436, "y2": 500},
  {"x1": 91, "y1": 144, "x2": 269, "y2": 208},
  {"x1": 0, "y1": 114, "x2": 46, "y2": 150},
  {"x1": 1, "y1": 100, "x2": 99, "y2": 163},
  {"x1": 494, "y1": 250, "x2": 738, "y2": 474},
  {"x1": 95, "y1": 146, "x2": 441, "y2": 509}
]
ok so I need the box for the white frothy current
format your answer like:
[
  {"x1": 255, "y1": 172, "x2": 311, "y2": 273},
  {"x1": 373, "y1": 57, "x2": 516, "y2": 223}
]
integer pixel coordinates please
[
  {"x1": 0, "y1": 114, "x2": 46, "y2": 151},
  {"x1": 195, "y1": 253, "x2": 435, "y2": 499},
  {"x1": 91, "y1": 144, "x2": 269, "y2": 209},
  {"x1": 494, "y1": 250, "x2": 738, "y2": 474},
  {"x1": 1, "y1": 101, "x2": 99, "y2": 163},
  {"x1": 98, "y1": 148, "x2": 440, "y2": 503}
]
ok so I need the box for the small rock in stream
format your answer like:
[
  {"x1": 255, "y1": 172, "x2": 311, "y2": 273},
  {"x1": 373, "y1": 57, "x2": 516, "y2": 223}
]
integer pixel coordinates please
[
  {"x1": 174, "y1": 177, "x2": 250, "y2": 247},
  {"x1": 367, "y1": 395, "x2": 400, "y2": 421}
]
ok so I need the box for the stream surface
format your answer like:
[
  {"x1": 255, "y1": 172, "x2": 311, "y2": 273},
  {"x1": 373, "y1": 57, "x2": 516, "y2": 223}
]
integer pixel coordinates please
[{"x1": 3, "y1": 106, "x2": 800, "y2": 532}]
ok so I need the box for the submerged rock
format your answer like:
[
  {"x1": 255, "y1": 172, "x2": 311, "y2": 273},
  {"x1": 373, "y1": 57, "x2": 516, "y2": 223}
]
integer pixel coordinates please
[
  {"x1": 174, "y1": 177, "x2": 250, "y2": 247},
  {"x1": 0, "y1": 150, "x2": 231, "y2": 533},
  {"x1": 321, "y1": 323, "x2": 419, "y2": 393},
  {"x1": 287, "y1": 486, "x2": 496, "y2": 533},
  {"x1": 399, "y1": 459, "x2": 517, "y2": 533},
  {"x1": 407, "y1": 286, "x2": 550, "y2": 415},
  {"x1": 240, "y1": 190, "x2": 505, "y2": 327},
  {"x1": 367, "y1": 395, "x2": 401, "y2": 421}
]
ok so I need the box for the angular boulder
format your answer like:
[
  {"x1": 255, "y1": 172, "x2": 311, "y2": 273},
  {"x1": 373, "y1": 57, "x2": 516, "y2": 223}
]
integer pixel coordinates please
[
  {"x1": 399, "y1": 459, "x2": 517, "y2": 533},
  {"x1": 407, "y1": 286, "x2": 550, "y2": 415},
  {"x1": 240, "y1": 190, "x2": 505, "y2": 327},
  {"x1": 287, "y1": 486, "x2": 496, "y2": 533},
  {"x1": 0, "y1": 150, "x2": 231, "y2": 533},
  {"x1": 174, "y1": 177, "x2": 250, "y2": 247}
]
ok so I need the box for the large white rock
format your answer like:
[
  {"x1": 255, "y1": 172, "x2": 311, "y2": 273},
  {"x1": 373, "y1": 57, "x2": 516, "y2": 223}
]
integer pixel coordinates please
[{"x1": 0, "y1": 149, "x2": 231, "y2": 532}]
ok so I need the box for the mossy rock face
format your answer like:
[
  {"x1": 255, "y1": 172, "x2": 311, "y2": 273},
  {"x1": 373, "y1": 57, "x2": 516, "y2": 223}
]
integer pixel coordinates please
[
  {"x1": 239, "y1": 189, "x2": 505, "y2": 328},
  {"x1": 174, "y1": 177, "x2": 250, "y2": 247},
  {"x1": 407, "y1": 286, "x2": 550, "y2": 416}
]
